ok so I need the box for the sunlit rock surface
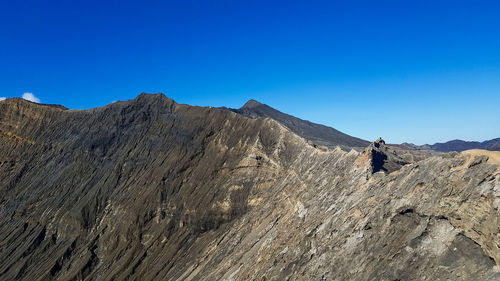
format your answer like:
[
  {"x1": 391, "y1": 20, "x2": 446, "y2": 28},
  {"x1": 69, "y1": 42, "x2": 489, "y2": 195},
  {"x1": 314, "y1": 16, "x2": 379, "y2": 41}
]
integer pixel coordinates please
[{"x1": 0, "y1": 94, "x2": 499, "y2": 280}]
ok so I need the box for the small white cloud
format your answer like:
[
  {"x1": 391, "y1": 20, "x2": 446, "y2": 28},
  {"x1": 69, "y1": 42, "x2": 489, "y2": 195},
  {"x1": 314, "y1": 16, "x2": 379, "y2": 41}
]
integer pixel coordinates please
[
  {"x1": 0, "y1": 97, "x2": 6, "y2": 101},
  {"x1": 22, "y1": 92, "x2": 40, "y2": 103}
]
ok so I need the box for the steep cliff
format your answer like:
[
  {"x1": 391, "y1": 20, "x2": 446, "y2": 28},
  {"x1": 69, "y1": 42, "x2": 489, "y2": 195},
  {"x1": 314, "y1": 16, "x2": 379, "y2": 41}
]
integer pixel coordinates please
[{"x1": 0, "y1": 94, "x2": 499, "y2": 280}]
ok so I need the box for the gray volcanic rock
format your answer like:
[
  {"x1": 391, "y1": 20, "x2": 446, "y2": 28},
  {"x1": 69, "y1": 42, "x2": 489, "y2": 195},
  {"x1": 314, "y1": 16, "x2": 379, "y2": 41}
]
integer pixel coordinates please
[
  {"x1": 362, "y1": 137, "x2": 410, "y2": 173},
  {"x1": 0, "y1": 94, "x2": 499, "y2": 280},
  {"x1": 361, "y1": 137, "x2": 430, "y2": 174},
  {"x1": 230, "y1": 99, "x2": 370, "y2": 150}
]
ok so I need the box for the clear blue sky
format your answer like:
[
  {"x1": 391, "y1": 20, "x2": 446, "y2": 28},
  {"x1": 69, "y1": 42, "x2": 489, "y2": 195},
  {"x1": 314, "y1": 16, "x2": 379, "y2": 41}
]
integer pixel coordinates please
[{"x1": 1, "y1": 0, "x2": 499, "y2": 144}]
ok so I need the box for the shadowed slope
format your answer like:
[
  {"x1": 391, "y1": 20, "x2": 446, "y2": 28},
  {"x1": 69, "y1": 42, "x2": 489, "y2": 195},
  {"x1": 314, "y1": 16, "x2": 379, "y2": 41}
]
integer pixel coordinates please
[
  {"x1": 0, "y1": 94, "x2": 499, "y2": 281},
  {"x1": 230, "y1": 99, "x2": 370, "y2": 150}
]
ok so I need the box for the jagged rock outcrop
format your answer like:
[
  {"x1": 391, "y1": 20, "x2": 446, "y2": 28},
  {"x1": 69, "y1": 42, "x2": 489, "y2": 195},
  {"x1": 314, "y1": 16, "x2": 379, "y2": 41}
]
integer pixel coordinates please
[
  {"x1": 0, "y1": 94, "x2": 499, "y2": 280},
  {"x1": 359, "y1": 137, "x2": 429, "y2": 174}
]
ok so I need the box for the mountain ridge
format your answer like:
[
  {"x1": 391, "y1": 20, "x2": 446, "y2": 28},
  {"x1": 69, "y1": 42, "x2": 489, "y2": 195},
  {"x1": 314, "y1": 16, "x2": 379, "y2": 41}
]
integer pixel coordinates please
[
  {"x1": 230, "y1": 99, "x2": 370, "y2": 150},
  {"x1": 1, "y1": 93, "x2": 499, "y2": 280},
  {"x1": 2, "y1": 95, "x2": 497, "y2": 153},
  {"x1": 404, "y1": 138, "x2": 500, "y2": 152}
]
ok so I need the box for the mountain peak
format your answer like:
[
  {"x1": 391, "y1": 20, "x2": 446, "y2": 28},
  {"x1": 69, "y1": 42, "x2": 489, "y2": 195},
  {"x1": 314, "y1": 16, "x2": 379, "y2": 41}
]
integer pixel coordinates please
[
  {"x1": 232, "y1": 99, "x2": 370, "y2": 150},
  {"x1": 241, "y1": 99, "x2": 264, "y2": 109},
  {"x1": 373, "y1": 137, "x2": 386, "y2": 148}
]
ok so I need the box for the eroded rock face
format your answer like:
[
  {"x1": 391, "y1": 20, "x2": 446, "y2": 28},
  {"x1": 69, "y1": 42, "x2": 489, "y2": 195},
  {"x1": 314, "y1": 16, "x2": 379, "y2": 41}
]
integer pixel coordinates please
[
  {"x1": 0, "y1": 94, "x2": 499, "y2": 281},
  {"x1": 359, "y1": 137, "x2": 430, "y2": 174}
]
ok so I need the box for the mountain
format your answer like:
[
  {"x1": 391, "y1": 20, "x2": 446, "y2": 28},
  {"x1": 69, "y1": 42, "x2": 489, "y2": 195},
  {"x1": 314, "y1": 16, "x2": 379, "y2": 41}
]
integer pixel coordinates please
[
  {"x1": 403, "y1": 138, "x2": 500, "y2": 152},
  {"x1": 230, "y1": 99, "x2": 370, "y2": 150},
  {"x1": 1, "y1": 94, "x2": 499, "y2": 281},
  {"x1": 230, "y1": 99, "x2": 500, "y2": 153},
  {"x1": 429, "y1": 138, "x2": 500, "y2": 152},
  {"x1": 229, "y1": 100, "x2": 429, "y2": 172}
]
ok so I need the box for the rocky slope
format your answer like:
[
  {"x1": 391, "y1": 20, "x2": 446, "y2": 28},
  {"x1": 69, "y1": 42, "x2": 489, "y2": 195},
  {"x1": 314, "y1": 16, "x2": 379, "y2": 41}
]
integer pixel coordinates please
[
  {"x1": 229, "y1": 99, "x2": 370, "y2": 150},
  {"x1": 0, "y1": 94, "x2": 499, "y2": 281}
]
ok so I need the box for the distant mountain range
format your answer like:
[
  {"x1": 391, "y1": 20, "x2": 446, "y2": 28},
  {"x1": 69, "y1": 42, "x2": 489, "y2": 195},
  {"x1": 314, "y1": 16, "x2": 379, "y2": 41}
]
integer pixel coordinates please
[{"x1": 403, "y1": 138, "x2": 500, "y2": 152}]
